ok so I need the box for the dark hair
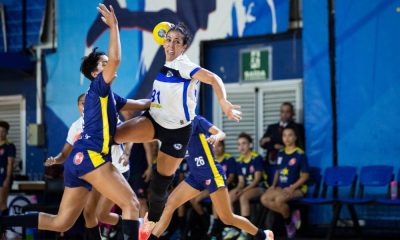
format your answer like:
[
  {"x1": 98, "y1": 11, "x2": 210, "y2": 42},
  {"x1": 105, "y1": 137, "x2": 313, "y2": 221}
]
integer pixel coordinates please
[
  {"x1": 283, "y1": 126, "x2": 297, "y2": 136},
  {"x1": 216, "y1": 140, "x2": 225, "y2": 150},
  {"x1": 80, "y1": 47, "x2": 106, "y2": 80},
  {"x1": 281, "y1": 102, "x2": 294, "y2": 114},
  {"x1": 77, "y1": 93, "x2": 85, "y2": 104},
  {"x1": 167, "y1": 22, "x2": 193, "y2": 46},
  {"x1": 0, "y1": 121, "x2": 10, "y2": 132},
  {"x1": 238, "y1": 132, "x2": 253, "y2": 143}
]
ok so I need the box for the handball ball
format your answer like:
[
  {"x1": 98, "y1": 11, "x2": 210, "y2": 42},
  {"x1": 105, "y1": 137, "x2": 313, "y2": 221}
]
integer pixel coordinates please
[{"x1": 153, "y1": 22, "x2": 173, "y2": 45}]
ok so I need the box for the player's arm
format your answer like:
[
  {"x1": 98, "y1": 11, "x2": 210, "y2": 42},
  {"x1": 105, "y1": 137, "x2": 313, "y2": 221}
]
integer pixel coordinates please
[
  {"x1": 45, "y1": 143, "x2": 73, "y2": 166},
  {"x1": 97, "y1": 4, "x2": 120, "y2": 84},
  {"x1": 193, "y1": 69, "x2": 241, "y2": 122},
  {"x1": 120, "y1": 99, "x2": 151, "y2": 112},
  {"x1": 270, "y1": 170, "x2": 279, "y2": 189},
  {"x1": 206, "y1": 125, "x2": 225, "y2": 145},
  {"x1": 290, "y1": 171, "x2": 309, "y2": 190}
]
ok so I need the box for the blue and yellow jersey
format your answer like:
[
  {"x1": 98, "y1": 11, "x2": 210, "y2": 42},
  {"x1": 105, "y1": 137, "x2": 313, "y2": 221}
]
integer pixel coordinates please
[
  {"x1": 74, "y1": 73, "x2": 127, "y2": 155},
  {"x1": 237, "y1": 151, "x2": 266, "y2": 187},
  {"x1": 276, "y1": 147, "x2": 309, "y2": 193},
  {"x1": 216, "y1": 153, "x2": 236, "y2": 177},
  {"x1": 185, "y1": 115, "x2": 225, "y2": 188}
]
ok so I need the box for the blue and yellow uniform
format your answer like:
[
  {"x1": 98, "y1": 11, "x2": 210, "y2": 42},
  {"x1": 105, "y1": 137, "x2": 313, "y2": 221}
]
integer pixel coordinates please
[
  {"x1": 237, "y1": 151, "x2": 267, "y2": 188},
  {"x1": 0, "y1": 141, "x2": 16, "y2": 186},
  {"x1": 216, "y1": 153, "x2": 237, "y2": 188},
  {"x1": 276, "y1": 147, "x2": 309, "y2": 193},
  {"x1": 185, "y1": 116, "x2": 227, "y2": 194},
  {"x1": 64, "y1": 73, "x2": 127, "y2": 190}
]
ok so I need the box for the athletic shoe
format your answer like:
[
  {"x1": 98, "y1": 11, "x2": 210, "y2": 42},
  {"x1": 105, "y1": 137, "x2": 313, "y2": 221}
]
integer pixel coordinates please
[
  {"x1": 139, "y1": 212, "x2": 156, "y2": 240},
  {"x1": 236, "y1": 231, "x2": 248, "y2": 240},
  {"x1": 264, "y1": 230, "x2": 274, "y2": 240},
  {"x1": 291, "y1": 209, "x2": 301, "y2": 230},
  {"x1": 222, "y1": 228, "x2": 240, "y2": 240},
  {"x1": 285, "y1": 221, "x2": 296, "y2": 239}
]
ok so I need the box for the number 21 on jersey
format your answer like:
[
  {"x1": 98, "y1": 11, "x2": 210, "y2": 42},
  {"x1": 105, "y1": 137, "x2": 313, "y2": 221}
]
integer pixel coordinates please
[{"x1": 151, "y1": 89, "x2": 161, "y2": 104}]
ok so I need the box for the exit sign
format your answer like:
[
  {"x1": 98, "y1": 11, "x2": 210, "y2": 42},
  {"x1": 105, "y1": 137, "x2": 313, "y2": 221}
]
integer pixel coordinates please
[{"x1": 240, "y1": 47, "x2": 272, "y2": 82}]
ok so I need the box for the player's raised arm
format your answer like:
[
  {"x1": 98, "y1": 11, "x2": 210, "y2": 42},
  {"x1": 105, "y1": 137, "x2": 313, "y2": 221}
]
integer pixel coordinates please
[{"x1": 97, "y1": 4, "x2": 120, "y2": 84}]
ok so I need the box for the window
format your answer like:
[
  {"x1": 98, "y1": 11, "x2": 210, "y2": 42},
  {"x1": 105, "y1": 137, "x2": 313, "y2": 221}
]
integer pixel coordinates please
[
  {"x1": 213, "y1": 79, "x2": 302, "y2": 157},
  {"x1": 0, "y1": 95, "x2": 26, "y2": 174}
]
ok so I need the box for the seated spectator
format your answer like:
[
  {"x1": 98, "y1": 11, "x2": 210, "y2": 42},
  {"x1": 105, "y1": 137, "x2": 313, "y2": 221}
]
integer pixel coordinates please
[
  {"x1": 260, "y1": 127, "x2": 309, "y2": 239},
  {"x1": 0, "y1": 121, "x2": 16, "y2": 216},
  {"x1": 225, "y1": 132, "x2": 267, "y2": 240},
  {"x1": 259, "y1": 102, "x2": 304, "y2": 166}
]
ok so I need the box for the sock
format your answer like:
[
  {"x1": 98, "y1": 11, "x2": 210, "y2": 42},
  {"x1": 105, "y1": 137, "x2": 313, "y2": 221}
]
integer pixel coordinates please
[
  {"x1": 148, "y1": 234, "x2": 159, "y2": 240},
  {"x1": 121, "y1": 219, "x2": 139, "y2": 240},
  {"x1": 148, "y1": 170, "x2": 175, "y2": 221},
  {"x1": 284, "y1": 217, "x2": 291, "y2": 225},
  {"x1": 84, "y1": 225, "x2": 100, "y2": 240},
  {"x1": 0, "y1": 213, "x2": 38, "y2": 228},
  {"x1": 255, "y1": 228, "x2": 267, "y2": 240}
]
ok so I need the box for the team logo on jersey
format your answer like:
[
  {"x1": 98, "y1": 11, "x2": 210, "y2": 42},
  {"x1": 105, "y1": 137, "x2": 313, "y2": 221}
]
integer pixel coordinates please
[
  {"x1": 173, "y1": 143, "x2": 183, "y2": 150},
  {"x1": 205, "y1": 179, "x2": 211, "y2": 185},
  {"x1": 73, "y1": 152, "x2": 84, "y2": 165},
  {"x1": 289, "y1": 158, "x2": 297, "y2": 166},
  {"x1": 166, "y1": 70, "x2": 174, "y2": 77},
  {"x1": 0, "y1": 149, "x2": 3, "y2": 156},
  {"x1": 223, "y1": 165, "x2": 227, "y2": 172}
]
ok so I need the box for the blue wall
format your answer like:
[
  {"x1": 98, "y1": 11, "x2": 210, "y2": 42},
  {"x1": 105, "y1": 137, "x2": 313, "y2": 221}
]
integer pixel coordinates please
[{"x1": 201, "y1": 31, "x2": 303, "y2": 119}]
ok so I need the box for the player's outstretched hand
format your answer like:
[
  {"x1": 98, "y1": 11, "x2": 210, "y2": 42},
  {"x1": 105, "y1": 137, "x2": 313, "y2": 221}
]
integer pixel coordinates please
[
  {"x1": 97, "y1": 4, "x2": 118, "y2": 28},
  {"x1": 220, "y1": 100, "x2": 242, "y2": 122},
  {"x1": 44, "y1": 156, "x2": 57, "y2": 166}
]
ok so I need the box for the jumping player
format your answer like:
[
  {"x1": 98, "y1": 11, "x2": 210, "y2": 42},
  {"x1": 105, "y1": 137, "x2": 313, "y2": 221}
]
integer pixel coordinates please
[
  {"x1": 144, "y1": 115, "x2": 274, "y2": 240},
  {"x1": 114, "y1": 22, "x2": 242, "y2": 237}
]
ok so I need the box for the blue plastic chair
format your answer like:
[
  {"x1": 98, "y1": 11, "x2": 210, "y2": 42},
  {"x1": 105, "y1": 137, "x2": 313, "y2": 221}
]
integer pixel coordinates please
[
  {"x1": 296, "y1": 166, "x2": 357, "y2": 240},
  {"x1": 299, "y1": 166, "x2": 357, "y2": 204},
  {"x1": 336, "y1": 165, "x2": 394, "y2": 239},
  {"x1": 376, "y1": 168, "x2": 400, "y2": 205}
]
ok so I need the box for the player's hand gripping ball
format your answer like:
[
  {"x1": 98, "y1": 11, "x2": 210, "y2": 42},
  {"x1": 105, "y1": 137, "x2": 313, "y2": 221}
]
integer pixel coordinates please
[{"x1": 153, "y1": 21, "x2": 173, "y2": 45}]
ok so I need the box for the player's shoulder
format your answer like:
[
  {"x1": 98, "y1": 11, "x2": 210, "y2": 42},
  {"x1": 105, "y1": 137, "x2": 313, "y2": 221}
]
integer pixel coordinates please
[{"x1": 294, "y1": 147, "x2": 305, "y2": 155}]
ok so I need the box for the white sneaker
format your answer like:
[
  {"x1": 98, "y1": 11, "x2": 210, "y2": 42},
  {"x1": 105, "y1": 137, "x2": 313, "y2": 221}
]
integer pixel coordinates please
[
  {"x1": 223, "y1": 228, "x2": 240, "y2": 240},
  {"x1": 264, "y1": 230, "x2": 274, "y2": 240}
]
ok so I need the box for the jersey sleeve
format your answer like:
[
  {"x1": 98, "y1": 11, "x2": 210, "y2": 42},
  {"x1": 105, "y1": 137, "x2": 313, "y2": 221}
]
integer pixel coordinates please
[
  {"x1": 299, "y1": 153, "x2": 309, "y2": 173},
  {"x1": 254, "y1": 155, "x2": 264, "y2": 171},
  {"x1": 113, "y1": 92, "x2": 127, "y2": 112},
  {"x1": 226, "y1": 157, "x2": 237, "y2": 176},
  {"x1": 90, "y1": 73, "x2": 110, "y2": 97},
  {"x1": 197, "y1": 116, "x2": 213, "y2": 134},
  {"x1": 7, "y1": 143, "x2": 16, "y2": 158},
  {"x1": 178, "y1": 58, "x2": 201, "y2": 79}
]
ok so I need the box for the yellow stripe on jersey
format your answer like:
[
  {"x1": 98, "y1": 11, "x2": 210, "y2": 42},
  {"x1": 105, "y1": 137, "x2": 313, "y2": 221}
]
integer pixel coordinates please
[
  {"x1": 199, "y1": 133, "x2": 225, "y2": 188},
  {"x1": 87, "y1": 150, "x2": 106, "y2": 168},
  {"x1": 100, "y1": 96, "x2": 109, "y2": 155}
]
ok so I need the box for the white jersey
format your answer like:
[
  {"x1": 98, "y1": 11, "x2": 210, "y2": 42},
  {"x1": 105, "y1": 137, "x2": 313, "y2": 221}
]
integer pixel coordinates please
[
  {"x1": 149, "y1": 54, "x2": 201, "y2": 129},
  {"x1": 65, "y1": 116, "x2": 129, "y2": 173}
]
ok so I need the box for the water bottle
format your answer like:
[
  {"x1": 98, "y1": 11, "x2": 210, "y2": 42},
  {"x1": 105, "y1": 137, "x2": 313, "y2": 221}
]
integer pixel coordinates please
[{"x1": 390, "y1": 181, "x2": 398, "y2": 200}]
